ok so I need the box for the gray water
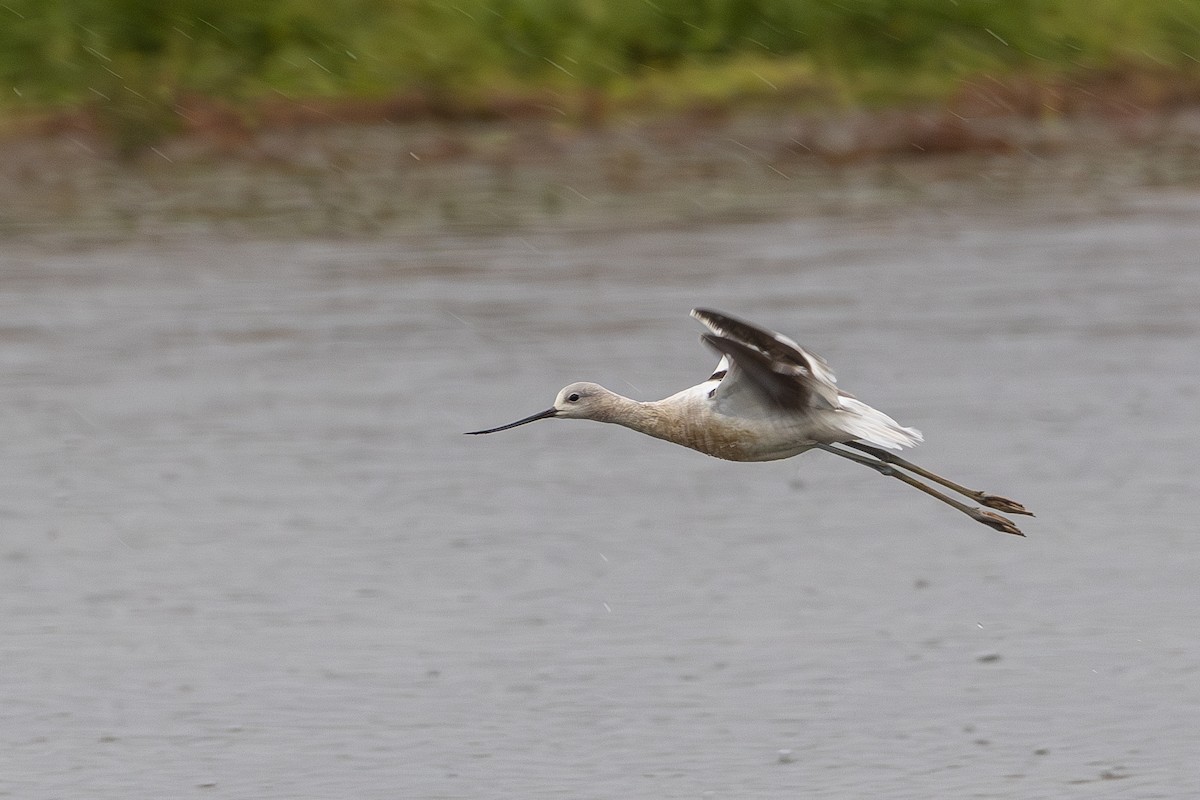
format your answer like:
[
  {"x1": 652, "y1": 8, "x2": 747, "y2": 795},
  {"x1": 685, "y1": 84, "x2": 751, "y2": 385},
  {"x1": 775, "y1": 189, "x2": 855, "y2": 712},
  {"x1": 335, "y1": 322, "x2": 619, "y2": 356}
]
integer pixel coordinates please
[{"x1": 2, "y1": 184, "x2": 1199, "y2": 799}]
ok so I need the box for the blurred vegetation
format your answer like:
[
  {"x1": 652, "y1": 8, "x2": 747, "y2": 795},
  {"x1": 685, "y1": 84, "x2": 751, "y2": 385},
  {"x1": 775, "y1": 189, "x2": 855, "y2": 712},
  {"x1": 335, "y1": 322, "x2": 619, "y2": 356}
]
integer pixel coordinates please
[{"x1": 2, "y1": 0, "x2": 1199, "y2": 151}]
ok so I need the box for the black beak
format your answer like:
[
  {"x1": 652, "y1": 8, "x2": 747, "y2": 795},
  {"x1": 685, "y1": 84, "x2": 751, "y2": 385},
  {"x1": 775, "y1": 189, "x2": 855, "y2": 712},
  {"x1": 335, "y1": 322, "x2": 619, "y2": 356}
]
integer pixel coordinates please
[{"x1": 465, "y1": 407, "x2": 558, "y2": 435}]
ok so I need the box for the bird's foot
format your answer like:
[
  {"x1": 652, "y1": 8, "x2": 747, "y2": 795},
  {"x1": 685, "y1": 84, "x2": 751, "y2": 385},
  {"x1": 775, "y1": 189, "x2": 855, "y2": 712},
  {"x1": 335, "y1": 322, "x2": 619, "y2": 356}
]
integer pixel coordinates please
[
  {"x1": 978, "y1": 494, "x2": 1034, "y2": 517},
  {"x1": 974, "y1": 509, "x2": 1025, "y2": 537}
]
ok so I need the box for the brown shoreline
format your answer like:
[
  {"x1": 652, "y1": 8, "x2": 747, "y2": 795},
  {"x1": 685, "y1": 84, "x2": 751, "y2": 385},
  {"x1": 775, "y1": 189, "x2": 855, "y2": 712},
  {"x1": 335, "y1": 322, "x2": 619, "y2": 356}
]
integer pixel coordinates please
[{"x1": 3, "y1": 81, "x2": 1200, "y2": 244}]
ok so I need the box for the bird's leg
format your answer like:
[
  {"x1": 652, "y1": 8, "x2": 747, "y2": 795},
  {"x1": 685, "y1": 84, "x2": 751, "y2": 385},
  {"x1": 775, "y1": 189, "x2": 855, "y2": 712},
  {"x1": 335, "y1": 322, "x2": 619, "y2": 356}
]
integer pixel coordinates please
[
  {"x1": 844, "y1": 442, "x2": 1032, "y2": 517},
  {"x1": 815, "y1": 444, "x2": 1025, "y2": 536}
]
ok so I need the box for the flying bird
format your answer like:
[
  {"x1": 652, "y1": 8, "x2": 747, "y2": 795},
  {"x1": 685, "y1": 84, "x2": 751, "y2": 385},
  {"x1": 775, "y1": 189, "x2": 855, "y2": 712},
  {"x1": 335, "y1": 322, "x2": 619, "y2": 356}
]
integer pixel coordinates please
[{"x1": 467, "y1": 308, "x2": 1031, "y2": 535}]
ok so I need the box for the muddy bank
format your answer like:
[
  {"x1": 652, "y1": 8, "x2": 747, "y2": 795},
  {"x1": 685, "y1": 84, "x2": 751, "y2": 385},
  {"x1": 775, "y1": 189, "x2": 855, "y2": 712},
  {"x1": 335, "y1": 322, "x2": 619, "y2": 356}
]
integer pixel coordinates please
[{"x1": 4, "y1": 102, "x2": 1200, "y2": 243}]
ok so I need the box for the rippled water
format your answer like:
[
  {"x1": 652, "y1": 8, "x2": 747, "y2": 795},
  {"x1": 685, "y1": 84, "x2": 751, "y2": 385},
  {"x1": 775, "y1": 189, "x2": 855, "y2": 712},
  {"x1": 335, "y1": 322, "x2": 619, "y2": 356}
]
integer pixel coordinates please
[{"x1": 2, "y1": 184, "x2": 1199, "y2": 798}]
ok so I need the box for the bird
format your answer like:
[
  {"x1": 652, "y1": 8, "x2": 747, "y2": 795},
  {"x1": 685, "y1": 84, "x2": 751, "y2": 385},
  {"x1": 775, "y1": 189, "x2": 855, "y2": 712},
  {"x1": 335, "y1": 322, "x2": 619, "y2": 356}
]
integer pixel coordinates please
[{"x1": 466, "y1": 308, "x2": 1032, "y2": 536}]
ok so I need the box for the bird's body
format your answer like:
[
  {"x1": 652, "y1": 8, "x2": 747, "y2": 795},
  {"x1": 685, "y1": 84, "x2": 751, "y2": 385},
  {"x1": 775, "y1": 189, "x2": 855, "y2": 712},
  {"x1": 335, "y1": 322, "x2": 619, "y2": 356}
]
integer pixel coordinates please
[
  {"x1": 467, "y1": 309, "x2": 1031, "y2": 536},
  {"x1": 557, "y1": 380, "x2": 914, "y2": 463}
]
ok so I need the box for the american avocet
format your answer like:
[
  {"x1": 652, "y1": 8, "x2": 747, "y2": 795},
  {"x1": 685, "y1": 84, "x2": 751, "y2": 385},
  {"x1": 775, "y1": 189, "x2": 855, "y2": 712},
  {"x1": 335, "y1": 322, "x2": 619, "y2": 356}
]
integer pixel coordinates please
[{"x1": 467, "y1": 308, "x2": 1032, "y2": 536}]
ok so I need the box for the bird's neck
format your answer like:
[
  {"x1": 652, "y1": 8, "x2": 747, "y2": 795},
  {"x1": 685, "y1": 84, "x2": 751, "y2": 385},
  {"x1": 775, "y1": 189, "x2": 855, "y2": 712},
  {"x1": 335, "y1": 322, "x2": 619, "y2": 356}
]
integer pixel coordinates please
[
  {"x1": 598, "y1": 391, "x2": 755, "y2": 461},
  {"x1": 596, "y1": 393, "x2": 680, "y2": 444}
]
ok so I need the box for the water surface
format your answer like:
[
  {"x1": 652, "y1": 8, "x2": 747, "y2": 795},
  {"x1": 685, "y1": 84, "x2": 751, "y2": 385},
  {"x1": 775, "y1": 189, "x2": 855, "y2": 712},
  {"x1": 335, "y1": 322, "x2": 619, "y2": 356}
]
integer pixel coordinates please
[{"x1": 2, "y1": 184, "x2": 1198, "y2": 798}]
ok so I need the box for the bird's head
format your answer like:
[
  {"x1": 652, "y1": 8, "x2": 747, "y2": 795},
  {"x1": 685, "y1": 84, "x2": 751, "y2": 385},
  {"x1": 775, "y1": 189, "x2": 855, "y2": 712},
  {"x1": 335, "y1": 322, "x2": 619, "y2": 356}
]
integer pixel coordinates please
[{"x1": 465, "y1": 381, "x2": 610, "y2": 434}]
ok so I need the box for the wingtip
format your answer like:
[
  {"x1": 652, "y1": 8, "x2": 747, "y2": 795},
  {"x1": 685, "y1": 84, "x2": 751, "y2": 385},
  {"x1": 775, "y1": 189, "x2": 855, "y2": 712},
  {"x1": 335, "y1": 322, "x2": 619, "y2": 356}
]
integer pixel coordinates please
[{"x1": 691, "y1": 308, "x2": 736, "y2": 337}]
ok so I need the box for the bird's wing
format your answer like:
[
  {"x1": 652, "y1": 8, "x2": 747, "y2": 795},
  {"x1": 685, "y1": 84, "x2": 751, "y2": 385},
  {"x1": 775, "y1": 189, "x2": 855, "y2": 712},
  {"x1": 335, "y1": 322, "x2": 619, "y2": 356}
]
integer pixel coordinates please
[
  {"x1": 706, "y1": 355, "x2": 729, "y2": 383},
  {"x1": 691, "y1": 308, "x2": 840, "y2": 411}
]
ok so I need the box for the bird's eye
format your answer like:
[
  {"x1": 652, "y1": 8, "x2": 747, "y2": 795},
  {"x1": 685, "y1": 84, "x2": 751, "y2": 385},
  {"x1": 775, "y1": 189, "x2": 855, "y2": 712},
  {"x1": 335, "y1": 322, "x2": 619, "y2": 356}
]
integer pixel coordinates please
[{"x1": 568, "y1": 393, "x2": 581, "y2": 402}]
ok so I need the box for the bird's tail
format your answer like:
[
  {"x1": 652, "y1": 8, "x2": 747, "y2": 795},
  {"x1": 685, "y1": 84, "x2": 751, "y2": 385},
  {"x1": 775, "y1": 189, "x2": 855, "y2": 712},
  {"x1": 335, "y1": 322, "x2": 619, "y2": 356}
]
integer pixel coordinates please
[{"x1": 837, "y1": 396, "x2": 923, "y2": 450}]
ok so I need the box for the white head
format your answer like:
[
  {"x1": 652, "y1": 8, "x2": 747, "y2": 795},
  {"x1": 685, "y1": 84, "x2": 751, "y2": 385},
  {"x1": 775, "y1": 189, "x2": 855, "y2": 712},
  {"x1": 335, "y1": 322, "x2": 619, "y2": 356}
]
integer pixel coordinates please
[
  {"x1": 551, "y1": 381, "x2": 610, "y2": 420},
  {"x1": 465, "y1": 381, "x2": 613, "y2": 434}
]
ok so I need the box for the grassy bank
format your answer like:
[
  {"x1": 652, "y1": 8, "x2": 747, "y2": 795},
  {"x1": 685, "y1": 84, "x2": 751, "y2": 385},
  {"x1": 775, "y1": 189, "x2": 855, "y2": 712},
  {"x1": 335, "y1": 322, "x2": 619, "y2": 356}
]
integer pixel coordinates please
[{"x1": 3, "y1": 0, "x2": 1199, "y2": 152}]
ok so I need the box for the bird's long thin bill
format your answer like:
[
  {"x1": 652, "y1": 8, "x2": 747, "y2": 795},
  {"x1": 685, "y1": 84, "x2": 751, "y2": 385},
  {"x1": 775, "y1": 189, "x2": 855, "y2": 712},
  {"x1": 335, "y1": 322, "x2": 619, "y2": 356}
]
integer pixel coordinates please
[{"x1": 464, "y1": 408, "x2": 558, "y2": 435}]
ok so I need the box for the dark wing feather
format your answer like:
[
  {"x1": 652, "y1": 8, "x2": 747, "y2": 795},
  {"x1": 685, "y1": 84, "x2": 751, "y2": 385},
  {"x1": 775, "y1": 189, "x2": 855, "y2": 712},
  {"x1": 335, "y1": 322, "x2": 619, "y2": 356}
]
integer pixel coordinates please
[
  {"x1": 692, "y1": 309, "x2": 808, "y2": 369},
  {"x1": 700, "y1": 333, "x2": 815, "y2": 409},
  {"x1": 692, "y1": 308, "x2": 839, "y2": 410}
]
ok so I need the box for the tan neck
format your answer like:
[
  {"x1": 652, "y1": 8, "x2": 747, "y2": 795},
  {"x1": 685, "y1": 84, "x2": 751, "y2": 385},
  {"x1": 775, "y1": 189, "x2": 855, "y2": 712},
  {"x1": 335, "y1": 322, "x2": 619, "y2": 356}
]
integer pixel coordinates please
[{"x1": 594, "y1": 392, "x2": 680, "y2": 444}]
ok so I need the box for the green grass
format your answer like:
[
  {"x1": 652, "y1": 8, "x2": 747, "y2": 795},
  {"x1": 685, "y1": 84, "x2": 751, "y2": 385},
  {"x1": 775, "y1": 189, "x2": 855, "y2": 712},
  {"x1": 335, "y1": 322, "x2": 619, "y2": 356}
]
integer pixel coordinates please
[{"x1": 3, "y1": 0, "x2": 1199, "y2": 149}]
